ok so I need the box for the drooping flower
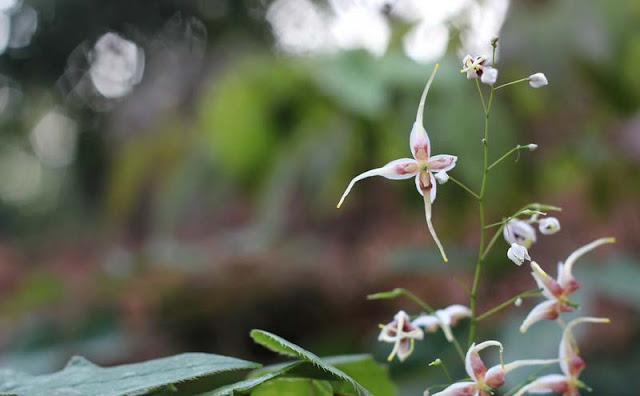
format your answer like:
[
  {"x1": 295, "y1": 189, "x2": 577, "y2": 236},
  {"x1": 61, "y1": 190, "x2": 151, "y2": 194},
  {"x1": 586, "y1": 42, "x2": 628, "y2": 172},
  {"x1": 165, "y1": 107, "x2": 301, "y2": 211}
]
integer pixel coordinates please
[
  {"x1": 528, "y1": 72, "x2": 548, "y2": 88},
  {"x1": 337, "y1": 64, "x2": 456, "y2": 262},
  {"x1": 378, "y1": 310, "x2": 424, "y2": 362},
  {"x1": 461, "y1": 54, "x2": 498, "y2": 85},
  {"x1": 507, "y1": 243, "x2": 531, "y2": 266},
  {"x1": 538, "y1": 217, "x2": 561, "y2": 235},
  {"x1": 411, "y1": 304, "x2": 471, "y2": 342},
  {"x1": 520, "y1": 237, "x2": 615, "y2": 333},
  {"x1": 431, "y1": 340, "x2": 558, "y2": 396},
  {"x1": 514, "y1": 317, "x2": 610, "y2": 396},
  {"x1": 503, "y1": 219, "x2": 537, "y2": 248}
]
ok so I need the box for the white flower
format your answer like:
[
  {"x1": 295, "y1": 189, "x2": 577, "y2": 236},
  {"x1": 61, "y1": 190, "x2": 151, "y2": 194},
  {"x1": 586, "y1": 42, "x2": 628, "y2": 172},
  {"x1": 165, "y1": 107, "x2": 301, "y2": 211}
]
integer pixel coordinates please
[
  {"x1": 520, "y1": 238, "x2": 615, "y2": 333},
  {"x1": 461, "y1": 54, "x2": 498, "y2": 85},
  {"x1": 538, "y1": 217, "x2": 561, "y2": 235},
  {"x1": 503, "y1": 219, "x2": 537, "y2": 248},
  {"x1": 528, "y1": 72, "x2": 548, "y2": 88},
  {"x1": 337, "y1": 65, "x2": 456, "y2": 262},
  {"x1": 527, "y1": 143, "x2": 538, "y2": 151},
  {"x1": 481, "y1": 66, "x2": 498, "y2": 85},
  {"x1": 378, "y1": 310, "x2": 424, "y2": 362},
  {"x1": 507, "y1": 243, "x2": 531, "y2": 266},
  {"x1": 432, "y1": 340, "x2": 558, "y2": 396},
  {"x1": 514, "y1": 317, "x2": 610, "y2": 396},
  {"x1": 434, "y1": 171, "x2": 449, "y2": 184},
  {"x1": 411, "y1": 304, "x2": 471, "y2": 342}
]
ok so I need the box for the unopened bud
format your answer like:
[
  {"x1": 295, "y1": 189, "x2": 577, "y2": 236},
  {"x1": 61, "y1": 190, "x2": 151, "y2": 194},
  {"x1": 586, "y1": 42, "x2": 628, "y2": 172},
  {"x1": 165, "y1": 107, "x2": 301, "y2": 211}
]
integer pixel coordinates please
[
  {"x1": 514, "y1": 297, "x2": 523, "y2": 307},
  {"x1": 528, "y1": 144, "x2": 538, "y2": 151}
]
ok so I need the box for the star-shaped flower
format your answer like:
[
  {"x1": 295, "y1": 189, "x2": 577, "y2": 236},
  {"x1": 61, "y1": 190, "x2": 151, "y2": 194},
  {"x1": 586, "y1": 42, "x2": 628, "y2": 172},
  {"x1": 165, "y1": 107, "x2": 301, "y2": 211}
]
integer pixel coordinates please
[
  {"x1": 337, "y1": 65, "x2": 457, "y2": 262},
  {"x1": 514, "y1": 317, "x2": 610, "y2": 396},
  {"x1": 378, "y1": 310, "x2": 424, "y2": 362},
  {"x1": 520, "y1": 237, "x2": 615, "y2": 333}
]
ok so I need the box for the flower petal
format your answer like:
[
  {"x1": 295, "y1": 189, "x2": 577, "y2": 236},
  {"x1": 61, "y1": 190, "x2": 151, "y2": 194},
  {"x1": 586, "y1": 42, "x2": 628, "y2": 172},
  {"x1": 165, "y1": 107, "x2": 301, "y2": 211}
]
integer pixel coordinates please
[
  {"x1": 559, "y1": 316, "x2": 609, "y2": 376},
  {"x1": 336, "y1": 158, "x2": 419, "y2": 208},
  {"x1": 558, "y1": 237, "x2": 615, "y2": 290},
  {"x1": 512, "y1": 374, "x2": 569, "y2": 396},
  {"x1": 480, "y1": 67, "x2": 498, "y2": 85},
  {"x1": 519, "y1": 300, "x2": 558, "y2": 333},
  {"x1": 503, "y1": 219, "x2": 537, "y2": 247},
  {"x1": 427, "y1": 154, "x2": 458, "y2": 172},
  {"x1": 440, "y1": 304, "x2": 472, "y2": 324},
  {"x1": 538, "y1": 217, "x2": 561, "y2": 235},
  {"x1": 530, "y1": 262, "x2": 562, "y2": 299},
  {"x1": 430, "y1": 381, "x2": 476, "y2": 396},
  {"x1": 411, "y1": 314, "x2": 440, "y2": 332},
  {"x1": 528, "y1": 73, "x2": 548, "y2": 88},
  {"x1": 465, "y1": 340, "x2": 502, "y2": 382},
  {"x1": 423, "y1": 188, "x2": 447, "y2": 262}
]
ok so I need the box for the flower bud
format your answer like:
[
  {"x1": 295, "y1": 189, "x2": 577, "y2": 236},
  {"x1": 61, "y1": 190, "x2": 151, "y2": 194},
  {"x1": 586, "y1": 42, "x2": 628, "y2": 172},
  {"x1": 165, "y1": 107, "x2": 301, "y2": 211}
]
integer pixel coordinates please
[
  {"x1": 507, "y1": 243, "x2": 531, "y2": 266},
  {"x1": 503, "y1": 219, "x2": 537, "y2": 247},
  {"x1": 538, "y1": 217, "x2": 561, "y2": 235},
  {"x1": 434, "y1": 171, "x2": 449, "y2": 184},
  {"x1": 527, "y1": 143, "x2": 538, "y2": 151},
  {"x1": 528, "y1": 73, "x2": 548, "y2": 88},
  {"x1": 481, "y1": 67, "x2": 498, "y2": 85},
  {"x1": 514, "y1": 297, "x2": 523, "y2": 307}
]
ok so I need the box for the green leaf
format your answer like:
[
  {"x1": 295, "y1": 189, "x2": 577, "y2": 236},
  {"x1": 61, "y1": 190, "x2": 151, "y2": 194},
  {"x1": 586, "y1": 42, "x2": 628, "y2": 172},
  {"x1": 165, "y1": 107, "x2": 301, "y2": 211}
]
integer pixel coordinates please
[
  {"x1": 202, "y1": 362, "x2": 301, "y2": 396},
  {"x1": 325, "y1": 355, "x2": 395, "y2": 396},
  {"x1": 250, "y1": 378, "x2": 333, "y2": 396},
  {"x1": 250, "y1": 330, "x2": 374, "y2": 396},
  {"x1": 0, "y1": 353, "x2": 260, "y2": 396}
]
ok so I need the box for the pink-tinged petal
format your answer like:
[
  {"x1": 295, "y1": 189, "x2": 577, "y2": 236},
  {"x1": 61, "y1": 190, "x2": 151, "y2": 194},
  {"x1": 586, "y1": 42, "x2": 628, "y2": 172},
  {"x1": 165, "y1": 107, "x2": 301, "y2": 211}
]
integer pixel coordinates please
[
  {"x1": 519, "y1": 300, "x2": 559, "y2": 333},
  {"x1": 337, "y1": 158, "x2": 419, "y2": 208},
  {"x1": 431, "y1": 381, "x2": 477, "y2": 396},
  {"x1": 429, "y1": 172, "x2": 437, "y2": 203},
  {"x1": 503, "y1": 220, "x2": 537, "y2": 247},
  {"x1": 411, "y1": 314, "x2": 440, "y2": 332},
  {"x1": 530, "y1": 262, "x2": 563, "y2": 299},
  {"x1": 411, "y1": 64, "x2": 439, "y2": 159},
  {"x1": 410, "y1": 122, "x2": 431, "y2": 160},
  {"x1": 558, "y1": 237, "x2": 615, "y2": 291},
  {"x1": 512, "y1": 374, "x2": 569, "y2": 396},
  {"x1": 464, "y1": 341, "x2": 502, "y2": 382},
  {"x1": 559, "y1": 316, "x2": 609, "y2": 376},
  {"x1": 428, "y1": 154, "x2": 458, "y2": 172},
  {"x1": 396, "y1": 338, "x2": 414, "y2": 362},
  {"x1": 487, "y1": 358, "x2": 561, "y2": 389}
]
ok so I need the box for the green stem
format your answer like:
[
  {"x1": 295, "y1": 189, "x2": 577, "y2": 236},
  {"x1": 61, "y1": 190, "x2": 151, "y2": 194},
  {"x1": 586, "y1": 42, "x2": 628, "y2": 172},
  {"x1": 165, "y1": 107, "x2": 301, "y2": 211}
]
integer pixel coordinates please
[
  {"x1": 475, "y1": 79, "x2": 487, "y2": 114},
  {"x1": 481, "y1": 224, "x2": 505, "y2": 260},
  {"x1": 448, "y1": 175, "x2": 480, "y2": 200},
  {"x1": 494, "y1": 77, "x2": 530, "y2": 90},
  {"x1": 476, "y1": 288, "x2": 542, "y2": 321},
  {"x1": 451, "y1": 338, "x2": 466, "y2": 361},
  {"x1": 368, "y1": 288, "x2": 435, "y2": 313},
  {"x1": 468, "y1": 86, "x2": 494, "y2": 346},
  {"x1": 487, "y1": 145, "x2": 531, "y2": 171}
]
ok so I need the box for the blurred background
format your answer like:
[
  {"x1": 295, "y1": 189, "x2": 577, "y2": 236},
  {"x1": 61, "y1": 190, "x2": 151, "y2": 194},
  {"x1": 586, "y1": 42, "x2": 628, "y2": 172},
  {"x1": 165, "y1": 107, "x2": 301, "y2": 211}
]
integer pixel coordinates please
[{"x1": 0, "y1": 0, "x2": 637, "y2": 394}]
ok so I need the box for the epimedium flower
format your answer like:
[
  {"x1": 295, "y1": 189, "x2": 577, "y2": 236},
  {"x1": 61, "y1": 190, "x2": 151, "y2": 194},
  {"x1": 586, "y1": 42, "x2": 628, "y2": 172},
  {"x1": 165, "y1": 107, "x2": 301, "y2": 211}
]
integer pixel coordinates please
[
  {"x1": 378, "y1": 310, "x2": 424, "y2": 362},
  {"x1": 431, "y1": 340, "x2": 559, "y2": 396},
  {"x1": 503, "y1": 219, "x2": 537, "y2": 248},
  {"x1": 507, "y1": 243, "x2": 531, "y2": 266},
  {"x1": 538, "y1": 216, "x2": 561, "y2": 235},
  {"x1": 461, "y1": 54, "x2": 498, "y2": 85},
  {"x1": 520, "y1": 237, "x2": 615, "y2": 333},
  {"x1": 514, "y1": 317, "x2": 610, "y2": 396},
  {"x1": 337, "y1": 64, "x2": 456, "y2": 262},
  {"x1": 528, "y1": 72, "x2": 548, "y2": 88},
  {"x1": 411, "y1": 304, "x2": 471, "y2": 342}
]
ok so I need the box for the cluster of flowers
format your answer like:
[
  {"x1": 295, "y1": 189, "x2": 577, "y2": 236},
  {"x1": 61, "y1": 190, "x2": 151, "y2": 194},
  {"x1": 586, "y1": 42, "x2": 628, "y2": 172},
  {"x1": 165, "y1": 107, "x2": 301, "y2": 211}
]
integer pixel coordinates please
[{"x1": 337, "y1": 51, "x2": 612, "y2": 395}]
